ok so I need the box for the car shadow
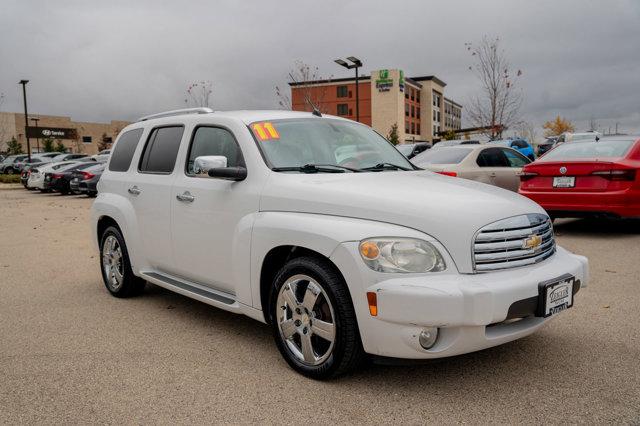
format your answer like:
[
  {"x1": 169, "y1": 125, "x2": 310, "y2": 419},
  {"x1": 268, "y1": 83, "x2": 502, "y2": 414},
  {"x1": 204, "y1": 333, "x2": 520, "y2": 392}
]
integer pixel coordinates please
[
  {"x1": 553, "y1": 217, "x2": 640, "y2": 237},
  {"x1": 138, "y1": 283, "x2": 576, "y2": 386}
]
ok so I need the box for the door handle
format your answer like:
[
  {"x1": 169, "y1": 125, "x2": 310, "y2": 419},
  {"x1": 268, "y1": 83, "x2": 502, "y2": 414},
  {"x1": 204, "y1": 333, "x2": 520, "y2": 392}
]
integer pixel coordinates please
[
  {"x1": 127, "y1": 186, "x2": 141, "y2": 195},
  {"x1": 176, "y1": 191, "x2": 195, "y2": 203},
  {"x1": 489, "y1": 172, "x2": 497, "y2": 177}
]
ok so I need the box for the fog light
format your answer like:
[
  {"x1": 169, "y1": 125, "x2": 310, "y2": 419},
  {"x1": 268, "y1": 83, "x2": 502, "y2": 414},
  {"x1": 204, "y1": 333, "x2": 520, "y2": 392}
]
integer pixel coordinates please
[{"x1": 418, "y1": 327, "x2": 439, "y2": 350}]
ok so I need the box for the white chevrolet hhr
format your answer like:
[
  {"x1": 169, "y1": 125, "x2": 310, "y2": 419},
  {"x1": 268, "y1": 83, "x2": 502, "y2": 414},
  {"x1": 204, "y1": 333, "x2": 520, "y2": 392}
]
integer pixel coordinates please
[{"x1": 91, "y1": 108, "x2": 588, "y2": 379}]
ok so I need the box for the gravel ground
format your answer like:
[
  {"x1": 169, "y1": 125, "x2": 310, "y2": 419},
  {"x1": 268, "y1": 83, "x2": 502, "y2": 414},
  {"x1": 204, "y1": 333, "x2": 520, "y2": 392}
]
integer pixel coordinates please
[{"x1": 1, "y1": 187, "x2": 639, "y2": 424}]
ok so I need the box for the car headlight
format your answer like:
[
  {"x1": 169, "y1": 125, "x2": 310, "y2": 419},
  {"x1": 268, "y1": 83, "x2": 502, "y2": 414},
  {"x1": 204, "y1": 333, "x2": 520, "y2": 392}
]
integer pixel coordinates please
[{"x1": 359, "y1": 238, "x2": 446, "y2": 273}]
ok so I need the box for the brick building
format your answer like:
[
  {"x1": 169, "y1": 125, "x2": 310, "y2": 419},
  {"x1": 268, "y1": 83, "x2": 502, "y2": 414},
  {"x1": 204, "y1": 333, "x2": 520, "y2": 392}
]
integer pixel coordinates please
[
  {"x1": 0, "y1": 111, "x2": 129, "y2": 155},
  {"x1": 290, "y1": 68, "x2": 462, "y2": 143}
]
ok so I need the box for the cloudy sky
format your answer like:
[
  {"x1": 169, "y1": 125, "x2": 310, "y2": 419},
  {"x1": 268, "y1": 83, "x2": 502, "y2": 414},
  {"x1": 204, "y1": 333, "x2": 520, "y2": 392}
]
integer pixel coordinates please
[{"x1": 1, "y1": 0, "x2": 639, "y2": 137}]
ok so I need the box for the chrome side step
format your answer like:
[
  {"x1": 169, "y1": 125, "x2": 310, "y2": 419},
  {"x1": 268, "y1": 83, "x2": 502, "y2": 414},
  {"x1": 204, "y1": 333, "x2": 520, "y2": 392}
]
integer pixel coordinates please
[{"x1": 140, "y1": 271, "x2": 239, "y2": 311}]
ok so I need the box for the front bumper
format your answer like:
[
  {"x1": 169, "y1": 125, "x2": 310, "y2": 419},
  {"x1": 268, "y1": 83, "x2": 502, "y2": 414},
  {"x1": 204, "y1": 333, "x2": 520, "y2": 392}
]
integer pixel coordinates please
[{"x1": 330, "y1": 243, "x2": 588, "y2": 359}]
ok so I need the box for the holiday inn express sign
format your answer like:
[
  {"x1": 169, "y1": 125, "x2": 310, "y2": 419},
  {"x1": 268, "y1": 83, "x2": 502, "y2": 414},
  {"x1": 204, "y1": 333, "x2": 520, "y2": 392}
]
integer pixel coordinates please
[
  {"x1": 375, "y1": 69, "x2": 405, "y2": 92},
  {"x1": 26, "y1": 126, "x2": 77, "y2": 140}
]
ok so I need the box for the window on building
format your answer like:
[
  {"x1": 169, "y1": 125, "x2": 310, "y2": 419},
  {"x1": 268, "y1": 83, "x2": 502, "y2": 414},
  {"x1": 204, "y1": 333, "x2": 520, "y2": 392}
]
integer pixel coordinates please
[
  {"x1": 405, "y1": 90, "x2": 409, "y2": 99},
  {"x1": 417, "y1": 123, "x2": 421, "y2": 134},
  {"x1": 348, "y1": 90, "x2": 353, "y2": 98},
  {"x1": 416, "y1": 91, "x2": 420, "y2": 102},
  {"x1": 138, "y1": 126, "x2": 184, "y2": 174},
  {"x1": 411, "y1": 122, "x2": 415, "y2": 134},
  {"x1": 411, "y1": 105, "x2": 415, "y2": 118},
  {"x1": 405, "y1": 104, "x2": 409, "y2": 117},
  {"x1": 405, "y1": 120, "x2": 410, "y2": 133},
  {"x1": 433, "y1": 110, "x2": 437, "y2": 121},
  {"x1": 410, "y1": 89, "x2": 415, "y2": 101},
  {"x1": 416, "y1": 107, "x2": 420, "y2": 119},
  {"x1": 437, "y1": 111, "x2": 441, "y2": 122},
  {"x1": 337, "y1": 103, "x2": 349, "y2": 116},
  {"x1": 82, "y1": 136, "x2": 92, "y2": 144},
  {"x1": 337, "y1": 85, "x2": 348, "y2": 98}
]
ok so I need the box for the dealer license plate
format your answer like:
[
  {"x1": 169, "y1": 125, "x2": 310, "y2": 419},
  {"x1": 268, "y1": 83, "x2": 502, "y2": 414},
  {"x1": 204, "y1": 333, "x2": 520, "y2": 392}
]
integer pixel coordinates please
[
  {"x1": 539, "y1": 276, "x2": 574, "y2": 317},
  {"x1": 553, "y1": 176, "x2": 575, "y2": 188}
]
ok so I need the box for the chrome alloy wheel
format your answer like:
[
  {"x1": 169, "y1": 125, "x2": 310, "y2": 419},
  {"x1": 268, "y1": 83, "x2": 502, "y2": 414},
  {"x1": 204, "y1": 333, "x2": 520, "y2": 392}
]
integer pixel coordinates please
[
  {"x1": 276, "y1": 274, "x2": 336, "y2": 366},
  {"x1": 102, "y1": 235, "x2": 124, "y2": 292}
]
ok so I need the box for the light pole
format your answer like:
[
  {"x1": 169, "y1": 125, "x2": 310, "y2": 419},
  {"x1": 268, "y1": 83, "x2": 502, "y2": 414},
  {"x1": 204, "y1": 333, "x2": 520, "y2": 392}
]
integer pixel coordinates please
[
  {"x1": 18, "y1": 80, "x2": 31, "y2": 162},
  {"x1": 334, "y1": 56, "x2": 363, "y2": 122},
  {"x1": 30, "y1": 117, "x2": 40, "y2": 153}
]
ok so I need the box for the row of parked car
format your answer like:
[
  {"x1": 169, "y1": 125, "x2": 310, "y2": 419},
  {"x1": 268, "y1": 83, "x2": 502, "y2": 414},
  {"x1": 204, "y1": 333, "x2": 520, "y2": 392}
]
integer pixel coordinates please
[
  {"x1": 0, "y1": 150, "x2": 110, "y2": 197},
  {"x1": 403, "y1": 135, "x2": 640, "y2": 219}
]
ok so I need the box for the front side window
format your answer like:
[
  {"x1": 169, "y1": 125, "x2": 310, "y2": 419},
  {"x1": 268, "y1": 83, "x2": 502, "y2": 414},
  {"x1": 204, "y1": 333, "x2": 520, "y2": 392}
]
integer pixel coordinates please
[
  {"x1": 250, "y1": 118, "x2": 414, "y2": 172},
  {"x1": 139, "y1": 126, "x2": 184, "y2": 174},
  {"x1": 109, "y1": 128, "x2": 144, "y2": 172},
  {"x1": 501, "y1": 148, "x2": 531, "y2": 167},
  {"x1": 186, "y1": 126, "x2": 244, "y2": 175}
]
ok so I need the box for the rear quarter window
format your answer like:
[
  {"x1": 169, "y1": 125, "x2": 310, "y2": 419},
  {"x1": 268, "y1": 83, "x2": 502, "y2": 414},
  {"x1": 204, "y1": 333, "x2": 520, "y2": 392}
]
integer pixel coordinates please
[{"x1": 109, "y1": 129, "x2": 144, "y2": 172}]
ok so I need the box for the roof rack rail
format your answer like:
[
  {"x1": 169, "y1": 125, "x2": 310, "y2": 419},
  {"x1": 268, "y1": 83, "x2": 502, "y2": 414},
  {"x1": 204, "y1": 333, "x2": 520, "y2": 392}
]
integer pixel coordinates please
[{"x1": 138, "y1": 107, "x2": 214, "y2": 122}]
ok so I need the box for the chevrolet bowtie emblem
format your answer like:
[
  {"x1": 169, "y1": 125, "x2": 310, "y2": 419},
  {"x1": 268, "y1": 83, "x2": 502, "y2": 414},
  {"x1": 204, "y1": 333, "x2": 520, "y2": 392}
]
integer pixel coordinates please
[{"x1": 523, "y1": 234, "x2": 542, "y2": 250}]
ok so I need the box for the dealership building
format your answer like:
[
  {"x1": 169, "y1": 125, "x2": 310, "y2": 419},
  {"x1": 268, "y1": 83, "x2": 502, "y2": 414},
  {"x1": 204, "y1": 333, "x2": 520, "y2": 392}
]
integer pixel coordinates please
[
  {"x1": 290, "y1": 68, "x2": 462, "y2": 143},
  {"x1": 0, "y1": 112, "x2": 130, "y2": 155}
]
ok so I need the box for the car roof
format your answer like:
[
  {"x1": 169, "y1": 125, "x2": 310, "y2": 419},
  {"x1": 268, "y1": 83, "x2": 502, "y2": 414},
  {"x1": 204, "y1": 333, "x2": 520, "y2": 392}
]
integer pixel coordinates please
[{"x1": 133, "y1": 109, "x2": 349, "y2": 128}]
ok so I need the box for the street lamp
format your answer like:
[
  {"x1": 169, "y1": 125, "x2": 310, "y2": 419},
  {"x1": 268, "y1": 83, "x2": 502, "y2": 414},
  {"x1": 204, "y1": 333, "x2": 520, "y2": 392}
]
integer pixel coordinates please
[
  {"x1": 18, "y1": 79, "x2": 31, "y2": 161},
  {"x1": 30, "y1": 117, "x2": 40, "y2": 153},
  {"x1": 334, "y1": 56, "x2": 363, "y2": 122}
]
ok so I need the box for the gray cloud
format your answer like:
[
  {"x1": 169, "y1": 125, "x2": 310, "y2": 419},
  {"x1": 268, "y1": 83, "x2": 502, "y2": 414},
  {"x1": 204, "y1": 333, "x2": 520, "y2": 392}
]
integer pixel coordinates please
[{"x1": 1, "y1": 0, "x2": 639, "y2": 136}]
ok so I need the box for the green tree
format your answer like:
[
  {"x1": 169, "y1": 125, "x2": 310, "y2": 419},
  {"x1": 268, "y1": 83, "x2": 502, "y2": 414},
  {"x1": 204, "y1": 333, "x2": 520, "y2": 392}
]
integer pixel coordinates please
[
  {"x1": 442, "y1": 130, "x2": 457, "y2": 140},
  {"x1": 97, "y1": 133, "x2": 111, "y2": 151},
  {"x1": 54, "y1": 140, "x2": 67, "y2": 152},
  {"x1": 42, "y1": 137, "x2": 55, "y2": 152},
  {"x1": 387, "y1": 123, "x2": 399, "y2": 145},
  {"x1": 6, "y1": 137, "x2": 23, "y2": 154}
]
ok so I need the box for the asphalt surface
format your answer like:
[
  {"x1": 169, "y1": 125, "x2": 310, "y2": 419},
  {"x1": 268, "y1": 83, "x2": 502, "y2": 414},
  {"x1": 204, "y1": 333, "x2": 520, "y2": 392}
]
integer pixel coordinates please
[{"x1": 1, "y1": 186, "x2": 639, "y2": 424}]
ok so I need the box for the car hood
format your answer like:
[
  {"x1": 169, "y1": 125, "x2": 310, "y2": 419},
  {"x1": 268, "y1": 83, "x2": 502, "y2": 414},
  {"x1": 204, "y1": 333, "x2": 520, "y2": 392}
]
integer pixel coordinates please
[{"x1": 260, "y1": 170, "x2": 546, "y2": 272}]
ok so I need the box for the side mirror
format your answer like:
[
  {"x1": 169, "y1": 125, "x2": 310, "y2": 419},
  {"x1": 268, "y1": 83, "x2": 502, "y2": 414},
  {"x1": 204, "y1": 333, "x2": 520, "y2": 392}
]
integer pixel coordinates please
[
  {"x1": 208, "y1": 166, "x2": 247, "y2": 181},
  {"x1": 194, "y1": 155, "x2": 227, "y2": 175}
]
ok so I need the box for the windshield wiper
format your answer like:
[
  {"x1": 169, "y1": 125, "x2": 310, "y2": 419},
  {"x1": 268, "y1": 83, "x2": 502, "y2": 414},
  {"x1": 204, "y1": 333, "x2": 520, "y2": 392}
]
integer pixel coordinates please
[
  {"x1": 361, "y1": 162, "x2": 412, "y2": 171},
  {"x1": 272, "y1": 163, "x2": 361, "y2": 173}
]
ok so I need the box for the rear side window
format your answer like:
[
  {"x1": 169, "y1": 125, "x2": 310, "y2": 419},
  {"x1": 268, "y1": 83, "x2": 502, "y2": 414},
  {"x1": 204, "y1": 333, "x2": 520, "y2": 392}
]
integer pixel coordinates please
[
  {"x1": 477, "y1": 148, "x2": 510, "y2": 167},
  {"x1": 109, "y1": 129, "x2": 144, "y2": 172},
  {"x1": 139, "y1": 126, "x2": 184, "y2": 174},
  {"x1": 186, "y1": 126, "x2": 244, "y2": 175}
]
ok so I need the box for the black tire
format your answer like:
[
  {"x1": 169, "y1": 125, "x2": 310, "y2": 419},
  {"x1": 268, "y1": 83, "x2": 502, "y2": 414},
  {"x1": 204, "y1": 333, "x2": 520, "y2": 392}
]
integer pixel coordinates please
[
  {"x1": 5, "y1": 167, "x2": 14, "y2": 175},
  {"x1": 269, "y1": 256, "x2": 365, "y2": 379},
  {"x1": 99, "y1": 226, "x2": 145, "y2": 298}
]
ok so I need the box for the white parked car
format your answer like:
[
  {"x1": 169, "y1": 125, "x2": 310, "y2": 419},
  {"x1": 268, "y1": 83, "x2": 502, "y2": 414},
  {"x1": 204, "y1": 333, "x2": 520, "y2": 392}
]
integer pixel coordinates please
[
  {"x1": 27, "y1": 161, "x2": 78, "y2": 190},
  {"x1": 91, "y1": 108, "x2": 589, "y2": 379}
]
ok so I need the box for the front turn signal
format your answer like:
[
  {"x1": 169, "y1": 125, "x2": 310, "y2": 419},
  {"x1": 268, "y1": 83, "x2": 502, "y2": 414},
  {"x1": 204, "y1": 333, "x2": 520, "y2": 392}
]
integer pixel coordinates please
[{"x1": 366, "y1": 292, "x2": 378, "y2": 316}]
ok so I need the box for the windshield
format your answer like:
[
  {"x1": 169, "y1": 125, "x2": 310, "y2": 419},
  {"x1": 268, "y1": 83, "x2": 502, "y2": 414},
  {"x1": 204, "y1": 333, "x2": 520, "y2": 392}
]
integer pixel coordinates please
[
  {"x1": 540, "y1": 139, "x2": 635, "y2": 161},
  {"x1": 396, "y1": 145, "x2": 414, "y2": 156},
  {"x1": 250, "y1": 118, "x2": 414, "y2": 172},
  {"x1": 412, "y1": 147, "x2": 474, "y2": 165}
]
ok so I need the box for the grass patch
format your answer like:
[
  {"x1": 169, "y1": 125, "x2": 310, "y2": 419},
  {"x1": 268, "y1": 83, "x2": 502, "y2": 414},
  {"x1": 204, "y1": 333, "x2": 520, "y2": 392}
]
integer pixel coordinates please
[{"x1": 0, "y1": 174, "x2": 22, "y2": 184}]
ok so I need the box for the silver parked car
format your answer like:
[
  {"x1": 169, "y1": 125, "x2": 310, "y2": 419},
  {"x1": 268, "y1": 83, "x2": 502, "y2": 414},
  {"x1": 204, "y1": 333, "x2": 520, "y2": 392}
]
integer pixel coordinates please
[{"x1": 411, "y1": 145, "x2": 531, "y2": 192}]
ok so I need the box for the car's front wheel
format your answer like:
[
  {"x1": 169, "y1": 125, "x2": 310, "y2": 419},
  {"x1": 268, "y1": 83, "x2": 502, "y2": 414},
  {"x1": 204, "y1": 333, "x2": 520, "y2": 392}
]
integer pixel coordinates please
[
  {"x1": 99, "y1": 226, "x2": 145, "y2": 298},
  {"x1": 5, "y1": 167, "x2": 14, "y2": 175},
  {"x1": 269, "y1": 256, "x2": 364, "y2": 379}
]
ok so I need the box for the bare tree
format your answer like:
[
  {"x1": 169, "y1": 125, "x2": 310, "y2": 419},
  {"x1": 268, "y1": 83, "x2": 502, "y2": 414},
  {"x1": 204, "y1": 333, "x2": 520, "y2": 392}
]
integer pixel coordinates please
[
  {"x1": 515, "y1": 120, "x2": 538, "y2": 145},
  {"x1": 588, "y1": 116, "x2": 598, "y2": 132},
  {"x1": 184, "y1": 81, "x2": 213, "y2": 108},
  {"x1": 465, "y1": 37, "x2": 523, "y2": 139},
  {"x1": 275, "y1": 60, "x2": 332, "y2": 112}
]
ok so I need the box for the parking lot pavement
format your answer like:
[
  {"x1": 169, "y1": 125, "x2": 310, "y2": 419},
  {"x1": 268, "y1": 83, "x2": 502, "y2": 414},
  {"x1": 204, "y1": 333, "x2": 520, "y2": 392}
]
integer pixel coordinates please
[{"x1": 1, "y1": 188, "x2": 639, "y2": 424}]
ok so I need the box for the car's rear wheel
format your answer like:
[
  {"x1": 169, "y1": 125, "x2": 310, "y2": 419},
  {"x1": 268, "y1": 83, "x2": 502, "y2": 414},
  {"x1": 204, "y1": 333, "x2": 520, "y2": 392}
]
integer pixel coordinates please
[
  {"x1": 5, "y1": 167, "x2": 14, "y2": 175},
  {"x1": 99, "y1": 226, "x2": 145, "y2": 298},
  {"x1": 269, "y1": 256, "x2": 364, "y2": 379}
]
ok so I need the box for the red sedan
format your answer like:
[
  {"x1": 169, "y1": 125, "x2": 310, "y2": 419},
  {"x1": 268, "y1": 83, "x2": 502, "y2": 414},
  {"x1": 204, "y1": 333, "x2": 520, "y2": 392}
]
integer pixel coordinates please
[{"x1": 519, "y1": 136, "x2": 640, "y2": 218}]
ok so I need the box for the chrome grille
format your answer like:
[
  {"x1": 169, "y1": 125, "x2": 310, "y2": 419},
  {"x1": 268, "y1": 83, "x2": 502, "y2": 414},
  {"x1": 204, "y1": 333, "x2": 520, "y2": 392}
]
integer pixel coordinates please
[{"x1": 473, "y1": 213, "x2": 555, "y2": 272}]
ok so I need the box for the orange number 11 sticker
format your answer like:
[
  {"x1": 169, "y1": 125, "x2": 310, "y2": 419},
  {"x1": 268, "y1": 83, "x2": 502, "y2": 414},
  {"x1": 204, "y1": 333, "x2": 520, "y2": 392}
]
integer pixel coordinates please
[{"x1": 252, "y1": 122, "x2": 280, "y2": 141}]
